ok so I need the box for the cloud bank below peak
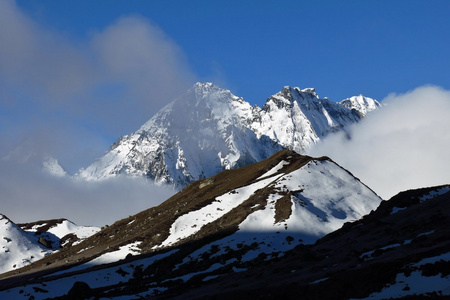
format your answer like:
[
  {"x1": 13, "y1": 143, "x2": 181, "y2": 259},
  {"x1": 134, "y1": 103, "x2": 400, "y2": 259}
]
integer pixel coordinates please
[
  {"x1": 0, "y1": 156, "x2": 174, "y2": 226},
  {"x1": 309, "y1": 85, "x2": 450, "y2": 199}
]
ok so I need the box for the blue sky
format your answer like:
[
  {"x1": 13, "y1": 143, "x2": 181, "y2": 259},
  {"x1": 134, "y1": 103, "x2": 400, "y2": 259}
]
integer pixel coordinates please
[
  {"x1": 2, "y1": 0, "x2": 450, "y2": 171},
  {"x1": 15, "y1": 0, "x2": 450, "y2": 103}
]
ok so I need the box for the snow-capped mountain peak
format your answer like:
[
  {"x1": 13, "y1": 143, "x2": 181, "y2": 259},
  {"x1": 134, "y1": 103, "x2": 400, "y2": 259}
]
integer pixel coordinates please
[
  {"x1": 77, "y1": 82, "x2": 379, "y2": 188},
  {"x1": 265, "y1": 86, "x2": 319, "y2": 109},
  {"x1": 76, "y1": 83, "x2": 282, "y2": 185},
  {"x1": 192, "y1": 81, "x2": 231, "y2": 97},
  {"x1": 340, "y1": 94, "x2": 382, "y2": 116}
]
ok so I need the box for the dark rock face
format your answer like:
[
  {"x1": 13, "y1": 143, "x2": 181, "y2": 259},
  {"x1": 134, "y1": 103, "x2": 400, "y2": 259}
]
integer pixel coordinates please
[
  {"x1": 37, "y1": 237, "x2": 52, "y2": 249},
  {"x1": 66, "y1": 281, "x2": 92, "y2": 299}
]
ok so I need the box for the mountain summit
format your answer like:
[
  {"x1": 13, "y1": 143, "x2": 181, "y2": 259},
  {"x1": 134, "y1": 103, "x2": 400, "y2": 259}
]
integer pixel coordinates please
[{"x1": 77, "y1": 83, "x2": 380, "y2": 188}]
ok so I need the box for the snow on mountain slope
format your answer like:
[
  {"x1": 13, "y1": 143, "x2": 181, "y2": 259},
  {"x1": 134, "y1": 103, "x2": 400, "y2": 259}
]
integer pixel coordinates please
[
  {"x1": 172, "y1": 185, "x2": 450, "y2": 300},
  {"x1": 74, "y1": 150, "x2": 382, "y2": 260},
  {"x1": 0, "y1": 215, "x2": 51, "y2": 274},
  {"x1": 1, "y1": 179, "x2": 447, "y2": 300},
  {"x1": 165, "y1": 158, "x2": 380, "y2": 248},
  {"x1": 76, "y1": 83, "x2": 379, "y2": 189},
  {"x1": 45, "y1": 220, "x2": 99, "y2": 241},
  {"x1": 0, "y1": 217, "x2": 100, "y2": 275},
  {"x1": 159, "y1": 156, "x2": 381, "y2": 265},
  {"x1": 20, "y1": 219, "x2": 100, "y2": 248},
  {"x1": 0, "y1": 150, "x2": 383, "y2": 299},
  {"x1": 157, "y1": 175, "x2": 281, "y2": 249},
  {"x1": 340, "y1": 94, "x2": 381, "y2": 117},
  {"x1": 252, "y1": 87, "x2": 367, "y2": 151},
  {"x1": 76, "y1": 82, "x2": 283, "y2": 186},
  {"x1": 0, "y1": 249, "x2": 179, "y2": 299}
]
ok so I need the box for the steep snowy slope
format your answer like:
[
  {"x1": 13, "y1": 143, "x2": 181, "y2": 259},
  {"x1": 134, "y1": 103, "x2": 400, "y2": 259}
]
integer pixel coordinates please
[
  {"x1": 77, "y1": 82, "x2": 282, "y2": 187},
  {"x1": 252, "y1": 86, "x2": 366, "y2": 151},
  {"x1": 174, "y1": 184, "x2": 450, "y2": 300},
  {"x1": 0, "y1": 215, "x2": 50, "y2": 274},
  {"x1": 0, "y1": 216, "x2": 99, "y2": 275},
  {"x1": 156, "y1": 156, "x2": 380, "y2": 251},
  {"x1": 340, "y1": 94, "x2": 381, "y2": 117},
  {"x1": 19, "y1": 218, "x2": 100, "y2": 248},
  {"x1": 0, "y1": 150, "x2": 383, "y2": 298},
  {"x1": 77, "y1": 83, "x2": 380, "y2": 188}
]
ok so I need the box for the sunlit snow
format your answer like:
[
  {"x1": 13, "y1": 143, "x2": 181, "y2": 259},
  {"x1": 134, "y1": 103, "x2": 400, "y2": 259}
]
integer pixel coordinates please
[{"x1": 158, "y1": 176, "x2": 280, "y2": 248}]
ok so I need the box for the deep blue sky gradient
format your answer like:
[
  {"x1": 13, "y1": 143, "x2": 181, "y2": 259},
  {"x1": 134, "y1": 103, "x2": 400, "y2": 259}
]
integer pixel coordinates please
[{"x1": 16, "y1": 0, "x2": 450, "y2": 104}]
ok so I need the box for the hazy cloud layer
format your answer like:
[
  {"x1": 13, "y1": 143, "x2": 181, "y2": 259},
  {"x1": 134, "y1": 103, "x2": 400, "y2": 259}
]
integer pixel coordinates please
[
  {"x1": 0, "y1": 1, "x2": 189, "y2": 225},
  {"x1": 0, "y1": 157, "x2": 174, "y2": 226},
  {"x1": 0, "y1": 0, "x2": 195, "y2": 171},
  {"x1": 0, "y1": 1, "x2": 96, "y2": 103},
  {"x1": 309, "y1": 85, "x2": 450, "y2": 199}
]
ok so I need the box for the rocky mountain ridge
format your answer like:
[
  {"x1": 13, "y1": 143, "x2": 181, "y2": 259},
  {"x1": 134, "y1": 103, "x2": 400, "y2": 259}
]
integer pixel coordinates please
[
  {"x1": 0, "y1": 151, "x2": 448, "y2": 299},
  {"x1": 177, "y1": 184, "x2": 450, "y2": 299},
  {"x1": 76, "y1": 82, "x2": 380, "y2": 189}
]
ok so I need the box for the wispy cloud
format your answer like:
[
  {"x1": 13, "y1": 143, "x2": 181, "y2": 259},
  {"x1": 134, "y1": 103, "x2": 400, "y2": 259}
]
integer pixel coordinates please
[
  {"x1": 0, "y1": 0, "x2": 196, "y2": 171},
  {"x1": 309, "y1": 85, "x2": 450, "y2": 199},
  {"x1": 0, "y1": 156, "x2": 174, "y2": 226},
  {"x1": 0, "y1": 1, "x2": 191, "y2": 225}
]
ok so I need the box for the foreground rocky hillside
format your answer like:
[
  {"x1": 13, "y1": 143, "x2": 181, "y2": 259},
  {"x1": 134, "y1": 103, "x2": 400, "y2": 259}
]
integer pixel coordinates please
[
  {"x1": 0, "y1": 150, "x2": 384, "y2": 298},
  {"x1": 177, "y1": 184, "x2": 450, "y2": 299},
  {"x1": 2, "y1": 183, "x2": 447, "y2": 299},
  {"x1": 2, "y1": 150, "x2": 447, "y2": 299},
  {"x1": 76, "y1": 83, "x2": 380, "y2": 189}
]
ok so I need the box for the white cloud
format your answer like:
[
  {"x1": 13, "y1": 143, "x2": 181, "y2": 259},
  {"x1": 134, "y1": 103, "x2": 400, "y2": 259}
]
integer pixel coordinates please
[
  {"x1": 91, "y1": 16, "x2": 194, "y2": 103},
  {"x1": 0, "y1": 0, "x2": 96, "y2": 104},
  {"x1": 0, "y1": 1, "x2": 189, "y2": 225},
  {"x1": 309, "y1": 85, "x2": 450, "y2": 199},
  {"x1": 0, "y1": 157, "x2": 174, "y2": 226},
  {"x1": 0, "y1": 0, "x2": 196, "y2": 171}
]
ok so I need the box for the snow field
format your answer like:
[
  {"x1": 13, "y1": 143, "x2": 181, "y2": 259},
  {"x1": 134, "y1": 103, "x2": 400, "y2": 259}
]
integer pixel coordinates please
[
  {"x1": 158, "y1": 176, "x2": 279, "y2": 248},
  {"x1": 46, "y1": 220, "x2": 100, "y2": 241}
]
